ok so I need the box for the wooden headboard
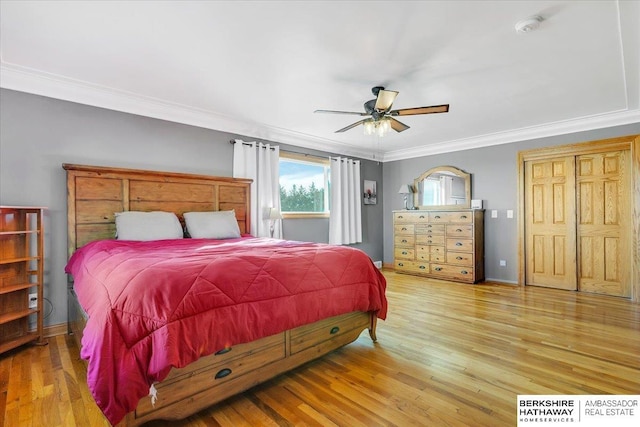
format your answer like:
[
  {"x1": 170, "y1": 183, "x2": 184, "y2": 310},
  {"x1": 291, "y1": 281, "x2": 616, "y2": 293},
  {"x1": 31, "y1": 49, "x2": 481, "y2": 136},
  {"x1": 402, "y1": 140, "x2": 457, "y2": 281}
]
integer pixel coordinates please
[{"x1": 64, "y1": 164, "x2": 252, "y2": 258}]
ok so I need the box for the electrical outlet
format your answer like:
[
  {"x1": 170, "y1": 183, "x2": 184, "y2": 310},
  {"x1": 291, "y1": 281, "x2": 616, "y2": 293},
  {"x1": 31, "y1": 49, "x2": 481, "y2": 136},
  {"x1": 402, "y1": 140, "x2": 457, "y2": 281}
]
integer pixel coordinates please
[
  {"x1": 499, "y1": 260, "x2": 507, "y2": 267},
  {"x1": 29, "y1": 293, "x2": 38, "y2": 309}
]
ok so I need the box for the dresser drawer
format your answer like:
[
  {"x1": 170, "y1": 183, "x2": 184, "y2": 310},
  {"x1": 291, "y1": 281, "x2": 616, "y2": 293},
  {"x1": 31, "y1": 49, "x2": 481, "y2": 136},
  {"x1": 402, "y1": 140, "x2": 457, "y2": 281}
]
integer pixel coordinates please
[
  {"x1": 395, "y1": 260, "x2": 430, "y2": 274},
  {"x1": 446, "y1": 238, "x2": 473, "y2": 252},
  {"x1": 290, "y1": 311, "x2": 370, "y2": 355},
  {"x1": 446, "y1": 251, "x2": 474, "y2": 266},
  {"x1": 394, "y1": 224, "x2": 415, "y2": 234},
  {"x1": 446, "y1": 224, "x2": 473, "y2": 237},
  {"x1": 395, "y1": 235, "x2": 415, "y2": 246},
  {"x1": 394, "y1": 211, "x2": 429, "y2": 223},
  {"x1": 415, "y1": 224, "x2": 445, "y2": 234},
  {"x1": 430, "y1": 253, "x2": 446, "y2": 263},
  {"x1": 416, "y1": 246, "x2": 430, "y2": 261},
  {"x1": 416, "y1": 234, "x2": 445, "y2": 245},
  {"x1": 430, "y1": 264, "x2": 475, "y2": 281},
  {"x1": 430, "y1": 212, "x2": 473, "y2": 224},
  {"x1": 394, "y1": 247, "x2": 415, "y2": 260},
  {"x1": 429, "y1": 245, "x2": 445, "y2": 255}
]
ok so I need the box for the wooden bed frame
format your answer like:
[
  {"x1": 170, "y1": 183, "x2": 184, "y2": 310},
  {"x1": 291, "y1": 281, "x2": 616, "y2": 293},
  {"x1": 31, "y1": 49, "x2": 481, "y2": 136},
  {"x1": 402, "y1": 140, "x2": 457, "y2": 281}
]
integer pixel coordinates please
[{"x1": 63, "y1": 163, "x2": 378, "y2": 426}]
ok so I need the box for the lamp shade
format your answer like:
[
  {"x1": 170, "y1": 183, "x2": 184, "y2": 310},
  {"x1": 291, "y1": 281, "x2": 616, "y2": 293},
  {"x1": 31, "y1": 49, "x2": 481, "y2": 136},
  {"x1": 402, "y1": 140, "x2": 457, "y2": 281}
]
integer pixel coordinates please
[
  {"x1": 398, "y1": 184, "x2": 412, "y2": 194},
  {"x1": 268, "y1": 207, "x2": 282, "y2": 220}
]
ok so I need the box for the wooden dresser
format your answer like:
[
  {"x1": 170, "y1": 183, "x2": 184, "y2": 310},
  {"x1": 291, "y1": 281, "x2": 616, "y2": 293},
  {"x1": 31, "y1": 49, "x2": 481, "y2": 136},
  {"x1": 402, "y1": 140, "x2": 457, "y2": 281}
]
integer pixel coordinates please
[{"x1": 393, "y1": 209, "x2": 484, "y2": 283}]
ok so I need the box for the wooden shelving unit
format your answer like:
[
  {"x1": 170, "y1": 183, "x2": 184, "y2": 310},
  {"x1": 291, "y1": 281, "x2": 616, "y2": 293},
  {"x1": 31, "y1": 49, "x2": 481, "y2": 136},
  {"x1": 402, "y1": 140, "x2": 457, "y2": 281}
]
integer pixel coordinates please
[{"x1": 0, "y1": 206, "x2": 46, "y2": 354}]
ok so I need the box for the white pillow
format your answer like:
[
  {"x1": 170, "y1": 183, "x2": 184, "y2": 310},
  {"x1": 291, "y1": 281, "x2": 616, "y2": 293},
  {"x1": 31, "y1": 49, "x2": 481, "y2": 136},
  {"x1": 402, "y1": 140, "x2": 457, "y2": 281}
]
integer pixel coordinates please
[
  {"x1": 115, "y1": 211, "x2": 184, "y2": 241},
  {"x1": 183, "y1": 210, "x2": 241, "y2": 239}
]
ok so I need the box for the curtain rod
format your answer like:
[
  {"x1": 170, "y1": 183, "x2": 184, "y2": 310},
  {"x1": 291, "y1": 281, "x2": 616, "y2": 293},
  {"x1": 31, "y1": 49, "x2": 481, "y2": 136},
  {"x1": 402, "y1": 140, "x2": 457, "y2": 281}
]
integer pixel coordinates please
[{"x1": 229, "y1": 140, "x2": 358, "y2": 164}]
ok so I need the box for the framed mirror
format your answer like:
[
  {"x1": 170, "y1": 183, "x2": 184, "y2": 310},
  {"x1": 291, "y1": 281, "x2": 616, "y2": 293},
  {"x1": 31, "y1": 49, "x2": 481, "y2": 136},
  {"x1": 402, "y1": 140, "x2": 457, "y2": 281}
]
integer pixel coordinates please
[{"x1": 413, "y1": 166, "x2": 471, "y2": 210}]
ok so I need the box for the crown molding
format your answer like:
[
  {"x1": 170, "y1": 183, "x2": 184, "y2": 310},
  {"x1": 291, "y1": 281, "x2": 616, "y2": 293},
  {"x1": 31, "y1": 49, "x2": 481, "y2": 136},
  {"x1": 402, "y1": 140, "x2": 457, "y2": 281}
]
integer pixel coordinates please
[
  {"x1": 3, "y1": 62, "x2": 638, "y2": 163},
  {"x1": 382, "y1": 109, "x2": 640, "y2": 162},
  {"x1": 0, "y1": 62, "x2": 376, "y2": 161}
]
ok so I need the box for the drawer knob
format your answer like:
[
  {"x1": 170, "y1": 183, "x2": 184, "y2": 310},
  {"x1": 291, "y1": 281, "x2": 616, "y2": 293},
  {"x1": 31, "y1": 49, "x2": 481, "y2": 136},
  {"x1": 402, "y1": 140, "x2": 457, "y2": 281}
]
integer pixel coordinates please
[
  {"x1": 456, "y1": 242, "x2": 463, "y2": 246},
  {"x1": 398, "y1": 262, "x2": 404, "y2": 266},
  {"x1": 456, "y1": 256, "x2": 463, "y2": 260},
  {"x1": 215, "y1": 368, "x2": 232, "y2": 379},
  {"x1": 330, "y1": 326, "x2": 340, "y2": 335},
  {"x1": 419, "y1": 265, "x2": 426, "y2": 270},
  {"x1": 461, "y1": 270, "x2": 468, "y2": 275},
  {"x1": 434, "y1": 267, "x2": 442, "y2": 271},
  {"x1": 215, "y1": 347, "x2": 232, "y2": 355}
]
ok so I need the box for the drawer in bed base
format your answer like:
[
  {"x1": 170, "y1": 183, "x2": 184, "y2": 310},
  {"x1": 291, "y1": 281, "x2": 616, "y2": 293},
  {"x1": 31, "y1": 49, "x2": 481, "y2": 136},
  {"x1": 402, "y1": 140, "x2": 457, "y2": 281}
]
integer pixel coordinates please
[
  {"x1": 136, "y1": 334, "x2": 286, "y2": 416},
  {"x1": 123, "y1": 311, "x2": 372, "y2": 427}
]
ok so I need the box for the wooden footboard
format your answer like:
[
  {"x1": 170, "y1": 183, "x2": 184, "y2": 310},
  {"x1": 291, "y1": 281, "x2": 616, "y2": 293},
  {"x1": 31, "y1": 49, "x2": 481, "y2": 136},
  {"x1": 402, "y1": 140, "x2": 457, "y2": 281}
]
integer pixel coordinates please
[{"x1": 68, "y1": 288, "x2": 377, "y2": 426}]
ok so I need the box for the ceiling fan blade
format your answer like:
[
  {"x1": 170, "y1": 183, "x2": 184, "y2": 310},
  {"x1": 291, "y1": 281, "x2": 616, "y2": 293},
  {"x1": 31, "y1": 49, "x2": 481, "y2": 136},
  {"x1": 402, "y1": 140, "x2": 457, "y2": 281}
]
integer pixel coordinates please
[
  {"x1": 335, "y1": 120, "x2": 366, "y2": 133},
  {"x1": 390, "y1": 104, "x2": 450, "y2": 116},
  {"x1": 314, "y1": 109, "x2": 368, "y2": 116},
  {"x1": 374, "y1": 90, "x2": 399, "y2": 112},
  {"x1": 390, "y1": 118, "x2": 410, "y2": 132}
]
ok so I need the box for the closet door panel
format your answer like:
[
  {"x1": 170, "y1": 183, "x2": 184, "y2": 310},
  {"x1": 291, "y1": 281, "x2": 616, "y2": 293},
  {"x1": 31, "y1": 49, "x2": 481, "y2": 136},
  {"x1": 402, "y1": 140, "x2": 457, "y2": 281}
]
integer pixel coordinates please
[
  {"x1": 576, "y1": 150, "x2": 630, "y2": 297},
  {"x1": 525, "y1": 157, "x2": 577, "y2": 290}
]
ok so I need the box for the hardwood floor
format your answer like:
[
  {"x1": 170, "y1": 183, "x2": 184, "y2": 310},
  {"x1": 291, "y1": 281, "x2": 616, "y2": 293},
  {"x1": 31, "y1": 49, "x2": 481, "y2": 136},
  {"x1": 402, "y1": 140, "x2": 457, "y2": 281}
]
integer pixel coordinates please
[{"x1": 2, "y1": 270, "x2": 639, "y2": 426}]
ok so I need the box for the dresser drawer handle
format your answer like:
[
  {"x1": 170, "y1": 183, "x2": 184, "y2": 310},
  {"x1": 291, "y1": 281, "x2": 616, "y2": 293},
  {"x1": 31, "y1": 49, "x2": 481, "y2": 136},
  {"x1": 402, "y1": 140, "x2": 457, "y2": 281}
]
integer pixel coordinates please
[
  {"x1": 402, "y1": 251, "x2": 408, "y2": 255},
  {"x1": 434, "y1": 267, "x2": 443, "y2": 271},
  {"x1": 215, "y1": 368, "x2": 232, "y2": 380},
  {"x1": 401, "y1": 227, "x2": 407, "y2": 231},
  {"x1": 456, "y1": 242, "x2": 463, "y2": 246},
  {"x1": 456, "y1": 228, "x2": 462, "y2": 232},
  {"x1": 398, "y1": 262, "x2": 404, "y2": 267},
  {"x1": 215, "y1": 347, "x2": 232, "y2": 355},
  {"x1": 419, "y1": 215, "x2": 425, "y2": 218},
  {"x1": 456, "y1": 256, "x2": 463, "y2": 260},
  {"x1": 428, "y1": 240, "x2": 432, "y2": 244},
  {"x1": 461, "y1": 215, "x2": 468, "y2": 219},
  {"x1": 419, "y1": 265, "x2": 426, "y2": 270},
  {"x1": 398, "y1": 215, "x2": 404, "y2": 219},
  {"x1": 434, "y1": 215, "x2": 441, "y2": 219},
  {"x1": 330, "y1": 326, "x2": 340, "y2": 335},
  {"x1": 461, "y1": 270, "x2": 469, "y2": 275},
  {"x1": 427, "y1": 225, "x2": 432, "y2": 228},
  {"x1": 402, "y1": 239, "x2": 408, "y2": 243}
]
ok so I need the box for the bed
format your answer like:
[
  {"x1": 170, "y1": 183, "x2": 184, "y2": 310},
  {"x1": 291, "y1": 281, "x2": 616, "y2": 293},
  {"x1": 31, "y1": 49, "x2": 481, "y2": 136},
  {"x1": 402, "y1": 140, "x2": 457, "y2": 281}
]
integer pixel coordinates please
[{"x1": 63, "y1": 163, "x2": 387, "y2": 426}]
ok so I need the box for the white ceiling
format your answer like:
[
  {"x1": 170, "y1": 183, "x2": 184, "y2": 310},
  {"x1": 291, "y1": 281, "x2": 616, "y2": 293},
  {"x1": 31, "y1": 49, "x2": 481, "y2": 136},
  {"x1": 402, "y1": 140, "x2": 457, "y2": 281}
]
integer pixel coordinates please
[{"x1": 1, "y1": 1, "x2": 639, "y2": 161}]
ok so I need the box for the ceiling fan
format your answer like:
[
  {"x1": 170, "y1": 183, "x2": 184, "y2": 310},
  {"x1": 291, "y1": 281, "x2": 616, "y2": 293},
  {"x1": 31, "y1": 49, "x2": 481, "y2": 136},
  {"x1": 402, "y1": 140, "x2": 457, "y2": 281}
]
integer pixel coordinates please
[{"x1": 314, "y1": 86, "x2": 449, "y2": 135}]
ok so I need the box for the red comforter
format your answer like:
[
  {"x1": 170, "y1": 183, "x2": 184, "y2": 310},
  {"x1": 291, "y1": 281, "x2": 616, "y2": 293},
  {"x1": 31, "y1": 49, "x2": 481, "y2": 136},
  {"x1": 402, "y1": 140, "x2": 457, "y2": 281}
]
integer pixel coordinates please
[{"x1": 65, "y1": 237, "x2": 387, "y2": 425}]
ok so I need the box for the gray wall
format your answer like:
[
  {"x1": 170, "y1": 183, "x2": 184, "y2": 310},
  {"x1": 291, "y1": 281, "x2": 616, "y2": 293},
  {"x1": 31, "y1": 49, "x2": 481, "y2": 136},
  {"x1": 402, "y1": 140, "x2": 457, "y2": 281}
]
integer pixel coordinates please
[
  {"x1": 0, "y1": 89, "x2": 383, "y2": 328},
  {"x1": 383, "y1": 123, "x2": 640, "y2": 282}
]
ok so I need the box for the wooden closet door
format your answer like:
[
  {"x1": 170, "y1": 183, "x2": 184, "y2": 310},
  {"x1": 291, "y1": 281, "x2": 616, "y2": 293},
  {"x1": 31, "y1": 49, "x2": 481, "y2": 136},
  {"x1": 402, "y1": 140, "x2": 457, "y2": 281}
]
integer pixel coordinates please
[
  {"x1": 576, "y1": 150, "x2": 631, "y2": 297},
  {"x1": 525, "y1": 157, "x2": 577, "y2": 290}
]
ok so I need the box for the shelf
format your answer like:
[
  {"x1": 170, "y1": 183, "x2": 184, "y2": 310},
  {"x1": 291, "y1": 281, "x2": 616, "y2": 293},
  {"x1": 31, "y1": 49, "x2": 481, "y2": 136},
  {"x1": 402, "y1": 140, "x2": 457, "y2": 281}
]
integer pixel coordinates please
[
  {"x1": 0, "y1": 307, "x2": 37, "y2": 325},
  {"x1": 0, "y1": 256, "x2": 39, "y2": 265},
  {"x1": 0, "y1": 332, "x2": 41, "y2": 354},
  {"x1": 0, "y1": 230, "x2": 38, "y2": 236},
  {"x1": 1, "y1": 206, "x2": 45, "y2": 354},
  {"x1": 0, "y1": 282, "x2": 39, "y2": 295}
]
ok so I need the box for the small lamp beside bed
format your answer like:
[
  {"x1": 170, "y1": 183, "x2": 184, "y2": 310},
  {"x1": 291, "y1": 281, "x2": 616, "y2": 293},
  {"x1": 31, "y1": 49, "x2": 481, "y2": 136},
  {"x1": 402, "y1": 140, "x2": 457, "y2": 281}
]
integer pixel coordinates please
[{"x1": 265, "y1": 207, "x2": 282, "y2": 238}]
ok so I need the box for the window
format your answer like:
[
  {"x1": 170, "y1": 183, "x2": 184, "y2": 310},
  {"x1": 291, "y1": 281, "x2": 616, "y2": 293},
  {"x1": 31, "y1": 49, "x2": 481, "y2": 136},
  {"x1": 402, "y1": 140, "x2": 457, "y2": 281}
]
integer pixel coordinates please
[{"x1": 279, "y1": 152, "x2": 330, "y2": 217}]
